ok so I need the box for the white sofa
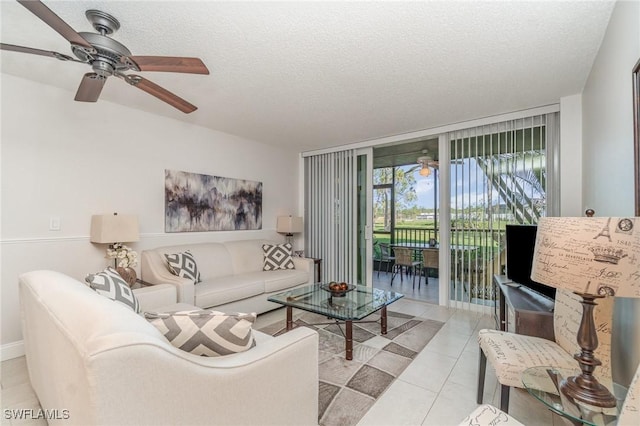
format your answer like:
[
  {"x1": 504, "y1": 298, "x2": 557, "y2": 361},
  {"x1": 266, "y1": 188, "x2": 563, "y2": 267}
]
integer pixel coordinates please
[
  {"x1": 141, "y1": 239, "x2": 314, "y2": 313},
  {"x1": 19, "y1": 270, "x2": 319, "y2": 426}
]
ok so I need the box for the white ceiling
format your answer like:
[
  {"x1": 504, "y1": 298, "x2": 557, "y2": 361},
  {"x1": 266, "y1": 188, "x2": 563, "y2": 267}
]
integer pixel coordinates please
[{"x1": 0, "y1": 1, "x2": 615, "y2": 152}]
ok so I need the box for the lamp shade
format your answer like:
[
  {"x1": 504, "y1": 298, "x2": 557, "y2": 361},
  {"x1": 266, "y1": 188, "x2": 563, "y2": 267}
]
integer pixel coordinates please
[
  {"x1": 531, "y1": 217, "x2": 640, "y2": 298},
  {"x1": 276, "y1": 216, "x2": 303, "y2": 235},
  {"x1": 90, "y1": 214, "x2": 139, "y2": 244}
]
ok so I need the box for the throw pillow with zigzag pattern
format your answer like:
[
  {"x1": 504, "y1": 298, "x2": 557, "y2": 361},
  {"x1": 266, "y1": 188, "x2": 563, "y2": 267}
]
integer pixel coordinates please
[
  {"x1": 262, "y1": 243, "x2": 295, "y2": 271},
  {"x1": 145, "y1": 310, "x2": 256, "y2": 356},
  {"x1": 164, "y1": 250, "x2": 201, "y2": 284},
  {"x1": 85, "y1": 266, "x2": 140, "y2": 313}
]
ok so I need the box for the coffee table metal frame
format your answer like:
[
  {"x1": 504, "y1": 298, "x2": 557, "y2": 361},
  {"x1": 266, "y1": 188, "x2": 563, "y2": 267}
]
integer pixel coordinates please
[{"x1": 268, "y1": 283, "x2": 404, "y2": 360}]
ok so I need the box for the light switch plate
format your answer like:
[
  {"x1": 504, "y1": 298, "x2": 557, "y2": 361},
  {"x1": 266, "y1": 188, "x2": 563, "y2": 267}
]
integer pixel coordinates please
[{"x1": 49, "y1": 217, "x2": 61, "y2": 231}]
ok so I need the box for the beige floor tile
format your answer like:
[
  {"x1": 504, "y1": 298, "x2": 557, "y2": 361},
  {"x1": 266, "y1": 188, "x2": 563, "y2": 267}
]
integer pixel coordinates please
[
  {"x1": 1, "y1": 383, "x2": 39, "y2": 409},
  {"x1": 1, "y1": 357, "x2": 30, "y2": 388},
  {"x1": 421, "y1": 330, "x2": 470, "y2": 358},
  {"x1": 357, "y1": 379, "x2": 436, "y2": 426},
  {"x1": 422, "y1": 387, "x2": 481, "y2": 426},
  {"x1": 414, "y1": 304, "x2": 455, "y2": 323},
  {"x1": 397, "y1": 349, "x2": 457, "y2": 393},
  {"x1": 447, "y1": 350, "x2": 498, "y2": 403},
  {"x1": 498, "y1": 387, "x2": 555, "y2": 426},
  {"x1": 388, "y1": 299, "x2": 435, "y2": 318}
]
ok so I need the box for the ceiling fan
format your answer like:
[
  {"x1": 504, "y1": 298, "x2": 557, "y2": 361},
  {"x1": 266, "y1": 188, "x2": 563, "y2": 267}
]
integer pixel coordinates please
[
  {"x1": 0, "y1": 0, "x2": 209, "y2": 113},
  {"x1": 417, "y1": 150, "x2": 439, "y2": 177}
]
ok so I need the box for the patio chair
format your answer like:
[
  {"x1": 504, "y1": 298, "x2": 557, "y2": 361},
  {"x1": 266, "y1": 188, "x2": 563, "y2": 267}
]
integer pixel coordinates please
[
  {"x1": 376, "y1": 242, "x2": 395, "y2": 277},
  {"x1": 419, "y1": 248, "x2": 438, "y2": 286},
  {"x1": 390, "y1": 247, "x2": 422, "y2": 289}
]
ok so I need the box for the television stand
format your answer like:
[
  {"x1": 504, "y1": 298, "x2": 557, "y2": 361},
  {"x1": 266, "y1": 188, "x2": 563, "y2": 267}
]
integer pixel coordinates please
[{"x1": 493, "y1": 275, "x2": 555, "y2": 341}]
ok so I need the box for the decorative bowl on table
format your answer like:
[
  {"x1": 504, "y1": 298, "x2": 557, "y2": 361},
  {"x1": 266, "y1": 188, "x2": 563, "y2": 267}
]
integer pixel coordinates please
[{"x1": 321, "y1": 282, "x2": 355, "y2": 297}]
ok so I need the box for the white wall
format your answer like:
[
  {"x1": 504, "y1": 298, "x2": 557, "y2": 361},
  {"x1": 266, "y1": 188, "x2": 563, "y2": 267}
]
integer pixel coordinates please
[
  {"x1": 582, "y1": 0, "x2": 639, "y2": 215},
  {"x1": 559, "y1": 94, "x2": 583, "y2": 216},
  {"x1": 0, "y1": 74, "x2": 300, "y2": 357}
]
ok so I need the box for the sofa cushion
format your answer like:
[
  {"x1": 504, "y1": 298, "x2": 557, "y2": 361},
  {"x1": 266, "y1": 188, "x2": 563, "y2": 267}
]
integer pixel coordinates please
[
  {"x1": 164, "y1": 251, "x2": 201, "y2": 284},
  {"x1": 224, "y1": 239, "x2": 269, "y2": 274},
  {"x1": 195, "y1": 276, "x2": 264, "y2": 308},
  {"x1": 262, "y1": 243, "x2": 295, "y2": 271},
  {"x1": 85, "y1": 267, "x2": 140, "y2": 313},
  {"x1": 262, "y1": 270, "x2": 310, "y2": 293},
  {"x1": 144, "y1": 310, "x2": 256, "y2": 356}
]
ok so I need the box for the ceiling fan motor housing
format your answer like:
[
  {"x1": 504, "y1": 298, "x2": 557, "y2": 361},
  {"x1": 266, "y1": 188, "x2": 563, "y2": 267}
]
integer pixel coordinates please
[{"x1": 71, "y1": 32, "x2": 131, "y2": 77}]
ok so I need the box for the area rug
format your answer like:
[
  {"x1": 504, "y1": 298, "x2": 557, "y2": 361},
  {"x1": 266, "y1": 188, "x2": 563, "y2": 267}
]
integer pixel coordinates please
[{"x1": 258, "y1": 310, "x2": 444, "y2": 426}]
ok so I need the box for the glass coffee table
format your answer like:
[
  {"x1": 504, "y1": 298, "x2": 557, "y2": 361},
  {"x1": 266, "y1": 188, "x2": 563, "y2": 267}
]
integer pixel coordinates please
[
  {"x1": 522, "y1": 366, "x2": 627, "y2": 426},
  {"x1": 268, "y1": 283, "x2": 403, "y2": 360}
]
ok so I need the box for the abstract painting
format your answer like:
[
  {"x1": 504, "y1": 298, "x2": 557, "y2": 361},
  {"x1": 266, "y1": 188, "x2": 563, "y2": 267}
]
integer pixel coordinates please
[{"x1": 165, "y1": 169, "x2": 262, "y2": 232}]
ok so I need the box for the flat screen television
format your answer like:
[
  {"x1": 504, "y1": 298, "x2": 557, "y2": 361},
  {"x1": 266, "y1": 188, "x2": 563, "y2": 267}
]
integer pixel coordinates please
[{"x1": 505, "y1": 224, "x2": 556, "y2": 300}]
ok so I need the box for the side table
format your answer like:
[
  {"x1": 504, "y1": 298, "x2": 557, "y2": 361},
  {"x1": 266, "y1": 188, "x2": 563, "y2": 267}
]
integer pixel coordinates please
[
  {"x1": 310, "y1": 258, "x2": 322, "y2": 283},
  {"x1": 521, "y1": 366, "x2": 626, "y2": 426},
  {"x1": 130, "y1": 278, "x2": 153, "y2": 290}
]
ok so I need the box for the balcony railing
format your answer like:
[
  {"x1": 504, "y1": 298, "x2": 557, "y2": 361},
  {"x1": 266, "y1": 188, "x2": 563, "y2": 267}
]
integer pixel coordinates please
[{"x1": 373, "y1": 226, "x2": 506, "y2": 301}]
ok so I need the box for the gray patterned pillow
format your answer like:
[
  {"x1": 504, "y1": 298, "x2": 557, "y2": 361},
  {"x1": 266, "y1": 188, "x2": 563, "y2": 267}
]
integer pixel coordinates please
[
  {"x1": 164, "y1": 251, "x2": 201, "y2": 284},
  {"x1": 85, "y1": 267, "x2": 140, "y2": 313},
  {"x1": 145, "y1": 310, "x2": 256, "y2": 357},
  {"x1": 262, "y1": 243, "x2": 295, "y2": 271}
]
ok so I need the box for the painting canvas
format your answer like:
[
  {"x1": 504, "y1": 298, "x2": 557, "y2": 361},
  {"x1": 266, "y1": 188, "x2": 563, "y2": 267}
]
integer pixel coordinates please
[{"x1": 165, "y1": 170, "x2": 262, "y2": 232}]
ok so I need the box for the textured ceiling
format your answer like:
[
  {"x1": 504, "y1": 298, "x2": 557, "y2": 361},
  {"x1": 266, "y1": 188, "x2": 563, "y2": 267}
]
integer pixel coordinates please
[{"x1": 0, "y1": 1, "x2": 615, "y2": 152}]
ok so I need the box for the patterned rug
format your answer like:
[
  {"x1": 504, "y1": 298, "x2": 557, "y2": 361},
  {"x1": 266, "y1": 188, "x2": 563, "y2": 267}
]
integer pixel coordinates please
[{"x1": 258, "y1": 310, "x2": 444, "y2": 426}]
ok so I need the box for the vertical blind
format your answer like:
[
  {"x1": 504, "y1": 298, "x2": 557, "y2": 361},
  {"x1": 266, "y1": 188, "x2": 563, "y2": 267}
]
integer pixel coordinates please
[
  {"x1": 304, "y1": 150, "x2": 358, "y2": 283},
  {"x1": 446, "y1": 112, "x2": 559, "y2": 309}
]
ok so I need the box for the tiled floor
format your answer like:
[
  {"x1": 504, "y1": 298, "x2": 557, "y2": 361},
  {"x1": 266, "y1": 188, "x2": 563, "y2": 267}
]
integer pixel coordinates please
[{"x1": 1, "y1": 298, "x2": 565, "y2": 425}]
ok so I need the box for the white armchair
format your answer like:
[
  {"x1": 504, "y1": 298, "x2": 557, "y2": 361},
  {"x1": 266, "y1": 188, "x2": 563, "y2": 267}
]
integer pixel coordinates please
[{"x1": 20, "y1": 270, "x2": 319, "y2": 426}]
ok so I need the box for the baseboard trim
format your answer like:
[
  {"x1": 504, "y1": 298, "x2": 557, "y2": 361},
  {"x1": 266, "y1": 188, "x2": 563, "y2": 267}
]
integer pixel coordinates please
[{"x1": 1, "y1": 340, "x2": 25, "y2": 361}]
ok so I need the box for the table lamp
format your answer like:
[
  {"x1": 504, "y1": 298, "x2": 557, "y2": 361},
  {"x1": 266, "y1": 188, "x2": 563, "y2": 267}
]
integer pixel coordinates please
[
  {"x1": 277, "y1": 215, "x2": 303, "y2": 246},
  {"x1": 90, "y1": 213, "x2": 139, "y2": 248},
  {"x1": 531, "y1": 216, "x2": 640, "y2": 408},
  {"x1": 90, "y1": 213, "x2": 140, "y2": 285}
]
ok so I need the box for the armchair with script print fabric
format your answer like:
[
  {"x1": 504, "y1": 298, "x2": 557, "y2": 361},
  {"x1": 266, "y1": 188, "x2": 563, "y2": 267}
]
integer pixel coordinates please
[{"x1": 477, "y1": 289, "x2": 613, "y2": 413}]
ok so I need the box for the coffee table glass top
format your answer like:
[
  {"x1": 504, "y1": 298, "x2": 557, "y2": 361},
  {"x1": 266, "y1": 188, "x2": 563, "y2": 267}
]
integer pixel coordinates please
[
  {"x1": 268, "y1": 283, "x2": 403, "y2": 321},
  {"x1": 522, "y1": 366, "x2": 626, "y2": 426}
]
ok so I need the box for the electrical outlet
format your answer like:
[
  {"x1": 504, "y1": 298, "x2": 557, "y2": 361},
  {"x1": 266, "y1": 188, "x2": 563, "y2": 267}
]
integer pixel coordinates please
[{"x1": 49, "y1": 217, "x2": 61, "y2": 231}]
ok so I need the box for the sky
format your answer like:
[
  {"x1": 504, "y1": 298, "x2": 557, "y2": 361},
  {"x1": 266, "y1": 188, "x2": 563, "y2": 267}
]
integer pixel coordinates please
[{"x1": 411, "y1": 159, "x2": 503, "y2": 209}]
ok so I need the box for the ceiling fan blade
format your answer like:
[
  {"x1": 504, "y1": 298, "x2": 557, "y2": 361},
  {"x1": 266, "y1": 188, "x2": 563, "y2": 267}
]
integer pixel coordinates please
[
  {"x1": 74, "y1": 73, "x2": 106, "y2": 102},
  {"x1": 17, "y1": 0, "x2": 95, "y2": 53},
  {"x1": 1, "y1": 43, "x2": 84, "y2": 62},
  {"x1": 123, "y1": 75, "x2": 197, "y2": 113},
  {"x1": 122, "y1": 56, "x2": 209, "y2": 74}
]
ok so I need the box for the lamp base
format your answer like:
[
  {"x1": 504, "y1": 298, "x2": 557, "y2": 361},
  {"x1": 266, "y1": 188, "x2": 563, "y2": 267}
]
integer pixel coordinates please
[
  {"x1": 563, "y1": 291, "x2": 617, "y2": 408},
  {"x1": 560, "y1": 374, "x2": 617, "y2": 408},
  {"x1": 285, "y1": 234, "x2": 293, "y2": 246}
]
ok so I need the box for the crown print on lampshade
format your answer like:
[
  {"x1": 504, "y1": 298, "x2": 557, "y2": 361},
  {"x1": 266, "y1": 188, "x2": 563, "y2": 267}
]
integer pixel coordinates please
[{"x1": 531, "y1": 217, "x2": 639, "y2": 298}]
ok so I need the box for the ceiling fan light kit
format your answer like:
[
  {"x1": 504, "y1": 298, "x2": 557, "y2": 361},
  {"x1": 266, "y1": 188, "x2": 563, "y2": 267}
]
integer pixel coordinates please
[
  {"x1": 1, "y1": 1, "x2": 209, "y2": 113},
  {"x1": 417, "y1": 151, "x2": 438, "y2": 177}
]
